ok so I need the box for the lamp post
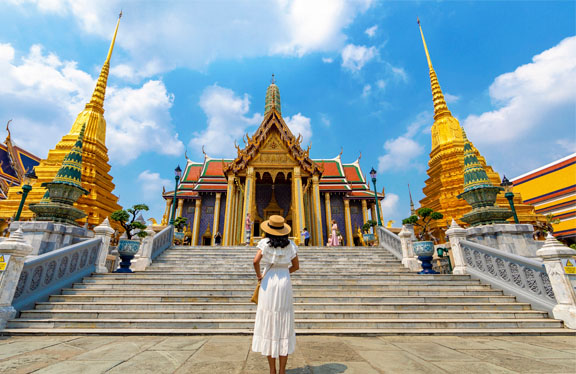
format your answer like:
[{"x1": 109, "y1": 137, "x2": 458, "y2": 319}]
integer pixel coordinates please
[
  {"x1": 369, "y1": 167, "x2": 382, "y2": 226},
  {"x1": 501, "y1": 175, "x2": 519, "y2": 224},
  {"x1": 169, "y1": 165, "x2": 182, "y2": 225},
  {"x1": 15, "y1": 169, "x2": 38, "y2": 221}
]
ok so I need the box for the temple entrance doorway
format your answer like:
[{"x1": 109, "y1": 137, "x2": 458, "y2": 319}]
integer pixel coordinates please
[{"x1": 253, "y1": 171, "x2": 292, "y2": 238}]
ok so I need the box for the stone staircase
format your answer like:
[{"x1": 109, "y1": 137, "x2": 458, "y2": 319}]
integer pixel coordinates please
[{"x1": 3, "y1": 245, "x2": 570, "y2": 335}]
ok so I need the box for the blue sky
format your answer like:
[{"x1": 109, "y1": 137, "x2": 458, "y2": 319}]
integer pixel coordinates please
[{"x1": 0, "y1": 0, "x2": 574, "y2": 226}]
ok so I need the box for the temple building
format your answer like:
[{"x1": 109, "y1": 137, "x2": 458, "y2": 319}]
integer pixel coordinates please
[
  {"x1": 162, "y1": 81, "x2": 384, "y2": 246},
  {"x1": 416, "y1": 20, "x2": 543, "y2": 237},
  {"x1": 0, "y1": 14, "x2": 122, "y2": 227},
  {"x1": 0, "y1": 122, "x2": 41, "y2": 200},
  {"x1": 511, "y1": 153, "x2": 576, "y2": 244}
]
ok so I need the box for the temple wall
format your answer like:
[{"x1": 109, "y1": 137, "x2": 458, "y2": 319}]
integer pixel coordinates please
[
  {"x1": 350, "y1": 200, "x2": 363, "y2": 232},
  {"x1": 198, "y1": 194, "x2": 215, "y2": 245},
  {"x1": 275, "y1": 184, "x2": 292, "y2": 218},
  {"x1": 181, "y1": 200, "x2": 195, "y2": 226},
  {"x1": 218, "y1": 193, "x2": 226, "y2": 238},
  {"x1": 255, "y1": 184, "x2": 272, "y2": 219},
  {"x1": 330, "y1": 195, "x2": 346, "y2": 245}
]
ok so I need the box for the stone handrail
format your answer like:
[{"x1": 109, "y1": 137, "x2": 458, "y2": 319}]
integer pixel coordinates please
[
  {"x1": 376, "y1": 226, "x2": 402, "y2": 261},
  {"x1": 151, "y1": 225, "x2": 174, "y2": 260},
  {"x1": 460, "y1": 239, "x2": 556, "y2": 313},
  {"x1": 12, "y1": 238, "x2": 101, "y2": 312}
]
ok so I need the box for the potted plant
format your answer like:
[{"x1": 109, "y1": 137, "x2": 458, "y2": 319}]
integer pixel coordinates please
[
  {"x1": 402, "y1": 207, "x2": 444, "y2": 274},
  {"x1": 111, "y1": 204, "x2": 149, "y2": 273},
  {"x1": 173, "y1": 216, "x2": 187, "y2": 244},
  {"x1": 361, "y1": 220, "x2": 377, "y2": 243}
]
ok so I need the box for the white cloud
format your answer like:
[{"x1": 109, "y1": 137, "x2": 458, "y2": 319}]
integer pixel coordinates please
[
  {"x1": 322, "y1": 57, "x2": 334, "y2": 63},
  {"x1": 388, "y1": 63, "x2": 408, "y2": 82},
  {"x1": 376, "y1": 79, "x2": 386, "y2": 90},
  {"x1": 14, "y1": 0, "x2": 373, "y2": 76},
  {"x1": 106, "y1": 81, "x2": 184, "y2": 164},
  {"x1": 362, "y1": 84, "x2": 372, "y2": 97},
  {"x1": 0, "y1": 42, "x2": 183, "y2": 163},
  {"x1": 444, "y1": 93, "x2": 460, "y2": 103},
  {"x1": 320, "y1": 114, "x2": 331, "y2": 127},
  {"x1": 189, "y1": 85, "x2": 262, "y2": 157},
  {"x1": 463, "y1": 36, "x2": 576, "y2": 174},
  {"x1": 464, "y1": 36, "x2": 576, "y2": 144},
  {"x1": 378, "y1": 136, "x2": 425, "y2": 172},
  {"x1": 380, "y1": 192, "x2": 399, "y2": 225},
  {"x1": 341, "y1": 44, "x2": 378, "y2": 72},
  {"x1": 365, "y1": 25, "x2": 378, "y2": 38},
  {"x1": 137, "y1": 170, "x2": 171, "y2": 200},
  {"x1": 285, "y1": 113, "x2": 312, "y2": 145}
]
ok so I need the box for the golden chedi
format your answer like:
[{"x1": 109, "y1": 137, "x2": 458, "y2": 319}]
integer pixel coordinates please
[
  {"x1": 416, "y1": 20, "x2": 542, "y2": 236},
  {"x1": 0, "y1": 14, "x2": 123, "y2": 226}
]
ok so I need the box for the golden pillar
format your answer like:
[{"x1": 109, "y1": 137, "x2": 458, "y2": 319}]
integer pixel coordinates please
[
  {"x1": 344, "y1": 199, "x2": 354, "y2": 246},
  {"x1": 211, "y1": 192, "x2": 222, "y2": 245},
  {"x1": 292, "y1": 167, "x2": 305, "y2": 245},
  {"x1": 176, "y1": 198, "x2": 184, "y2": 218},
  {"x1": 377, "y1": 201, "x2": 384, "y2": 226},
  {"x1": 361, "y1": 200, "x2": 368, "y2": 224},
  {"x1": 241, "y1": 167, "x2": 255, "y2": 244},
  {"x1": 312, "y1": 175, "x2": 323, "y2": 246},
  {"x1": 235, "y1": 185, "x2": 244, "y2": 245},
  {"x1": 191, "y1": 199, "x2": 202, "y2": 246},
  {"x1": 162, "y1": 199, "x2": 172, "y2": 225},
  {"x1": 223, "y1": 174, "x2": 235, "y2": 245},
  {"x1": 324, "y1": 192, "x2": 332, "y2": 241}
]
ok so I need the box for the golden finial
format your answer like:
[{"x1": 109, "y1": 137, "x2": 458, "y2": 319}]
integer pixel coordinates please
[
  {"x1": 417, "y1": 18, "x2": 451, "y2": 121},
  {"x1": 5, "y1": 119, "x2": 12, "y2": 142},
  {"x1": 105, "y1": 11, "x2": 122, "y2": 64},
  {"x1": 408, "y1": 183, "x2": 416, "y2": 215}
]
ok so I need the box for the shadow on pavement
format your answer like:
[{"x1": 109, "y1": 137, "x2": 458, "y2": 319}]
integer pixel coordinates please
[{"x1": 287, "y1": 363, "x2": 347, "y2": 374}]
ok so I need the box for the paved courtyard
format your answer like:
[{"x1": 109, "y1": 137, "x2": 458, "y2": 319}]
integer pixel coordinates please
[{"x1": 0, "y1": 335, "x2": 574, "y2": 373}]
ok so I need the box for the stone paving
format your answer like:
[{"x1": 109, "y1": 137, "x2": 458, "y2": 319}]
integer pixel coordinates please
[{"x1": 0, "y1": 335, "x2": 575, "y2": 373}]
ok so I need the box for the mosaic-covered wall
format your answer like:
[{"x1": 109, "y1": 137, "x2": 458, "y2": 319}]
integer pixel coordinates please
[
  {"x1": 197, "y1": 194, "x2": 216, "y2": 245},
  {"x1": 330, "y1": 194, "x2": 346, "y2": 245}
]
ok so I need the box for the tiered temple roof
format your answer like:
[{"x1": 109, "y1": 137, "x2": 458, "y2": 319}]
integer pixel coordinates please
[
  {"x1": 164, "y1": 153, "x2": 381, "y2": 200},
  {"x1": 0, "y1": 138, "x2": 41, "y2": 199}
]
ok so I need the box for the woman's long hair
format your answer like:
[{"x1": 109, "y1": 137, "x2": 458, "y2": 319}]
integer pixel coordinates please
[{"x1": 265, "y1": 233, "x2": 290, "y2": 248}]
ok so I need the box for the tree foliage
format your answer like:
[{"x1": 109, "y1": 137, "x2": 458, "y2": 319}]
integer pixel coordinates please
[
  {"x1": 174, "y1": 216, "x2": 188, "y2": 232},
  {"x1": 402, "y1": 207, "x2": 444, "y2": 242},
  {"x1": 111, "y1": 204, "x2": 150, "y2": 240},
  {"x1": 361, "y1": 220, "x2": 377, "y2": 233}
]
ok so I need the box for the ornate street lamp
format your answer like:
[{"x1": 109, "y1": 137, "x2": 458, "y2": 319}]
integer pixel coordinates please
[
  {"x1": 501, "y1": 175, "x2": 519, "y2": 224},
  {"x1": 369, "y1": 167, "x2": 382, "y2": 226},
  {"x1": 15, "y1": 168, "x2": 38, "y2": 221},
  {"x1": 169, "y1": 165, "x2": 182, "y2": 225}
]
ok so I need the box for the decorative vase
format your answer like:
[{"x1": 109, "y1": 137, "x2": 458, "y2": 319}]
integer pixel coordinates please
[
  {"x1": 174, "y1": 231, "x2": 185, "y2": 245},
  {"x1": 363, "y1": 233, "x2": 375, "y2": 243},
  {"x1": 116, "y1": 239, "x2": 140, "y2": 273},
  {"x1": 412, "y1": 241, "x2": 438, "y2": 275}
]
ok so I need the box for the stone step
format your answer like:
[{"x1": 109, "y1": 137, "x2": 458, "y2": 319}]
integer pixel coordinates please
[
  {"x1": 49, "y1": 295, "x2": 518, "y2": 303},
  {"x1": 19, "y1": 309, "x2": 550, "y2": 320},
  {"x1": 5, "y1": 327, "x2": 572, "y2": 336},
  {"x1": 6, "y1": 318, "x2": 563, "y2": 330},
  {"x1": 81, "y1": 279, "x2": 482, "y2": 286},
  {"x1": 70, "y1": 284, "x2": 495, "y2": 292},
  {"x1": 35, "y1": 301, "x2": 533, "y2": 311},
  {"x1": 87, "y1": 273, "x2": 469, "y2": 280},
  {"x1": 143, "y1": 268, "x2": 413, "y2": 273}
]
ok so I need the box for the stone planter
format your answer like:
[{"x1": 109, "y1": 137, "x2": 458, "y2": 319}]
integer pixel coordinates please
[
  {"x1": 116, "y1": 239, "x2": 140, "y2": 273},
  {"x1": 413, "y1": 240, "x2": 438, "y2": 275}
]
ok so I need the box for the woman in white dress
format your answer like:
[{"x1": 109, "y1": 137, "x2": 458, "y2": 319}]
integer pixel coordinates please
[{"x1": 252, "y1": 215, "x2": 300, "y2": 374}]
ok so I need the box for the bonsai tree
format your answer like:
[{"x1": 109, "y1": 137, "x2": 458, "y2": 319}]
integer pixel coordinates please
[
  {"x1": 402, "y1": 207, "x2": 444, "y2": 242},
  {"x1": 533, "y1": 213, "x2": 561, "y2": 239},
  {"x1": 111, "y1": 204, "x2": 150, "y2": 240},
  {"x1": 174, "y1": 216, "x2": 188, "y2": 232},
  {"x1": 361, "y1": 220, "x2": 377, "y2": 234}
]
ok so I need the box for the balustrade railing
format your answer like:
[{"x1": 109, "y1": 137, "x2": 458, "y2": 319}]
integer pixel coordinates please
[
  {"x1": 460, "y1": 239, "x2": 556, "y2": 313},
  {"x1": 376, "y1": 226, "x2": 402, "y2": 260},
  {"x1": 151, "y1": 225, "x2": 174, "y2": 260},
  {"x1": 12, "y1": 238, "x2": 101, "y2": 312}
]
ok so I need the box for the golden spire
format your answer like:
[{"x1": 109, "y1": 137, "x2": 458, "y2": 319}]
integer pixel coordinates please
[
  {"x1": 85, "y1": 11, "x2": 122, "y2": 114},
  {"x1": 417, "y1": 18, "x2": 451, "y2": 121}
]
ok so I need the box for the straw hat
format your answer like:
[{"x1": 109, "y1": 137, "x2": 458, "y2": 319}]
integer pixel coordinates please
[{"x1": 261, "y1": 215, "x2": 291, "y2": 236}]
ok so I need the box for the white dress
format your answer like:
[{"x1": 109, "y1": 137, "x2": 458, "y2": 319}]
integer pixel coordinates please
[{"x1": 251, "y1": 238, "x2": 298, "y2": 358}]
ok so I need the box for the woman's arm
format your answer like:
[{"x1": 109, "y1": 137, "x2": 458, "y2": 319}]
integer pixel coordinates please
[
  {"x1": 253, "y1": 250, "x2": 263, "y2": 280},
  {"x1": 290, "y1": 255, "x2": 300, "y2": 273}
]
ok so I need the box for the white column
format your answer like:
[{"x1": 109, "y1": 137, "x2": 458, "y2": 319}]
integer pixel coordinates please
[
  {"x1": 537, "y1": 234, "x2": 576, "y2": 329},
  {"x1": 94, "y1": 217, "x2": 115, "y2": 273},
  {"x1": 0, "y1": 228, "x2": 33, "y2": 329},
  {"x1": 445, "y1": 219, "x2": 468, "y2": 275},
  {"x1": 398, "y1": 224, "x2": 420, "y2": 271},
  {"x1": 132, "y1": 228, "x2": 156, "y2": 272}
]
